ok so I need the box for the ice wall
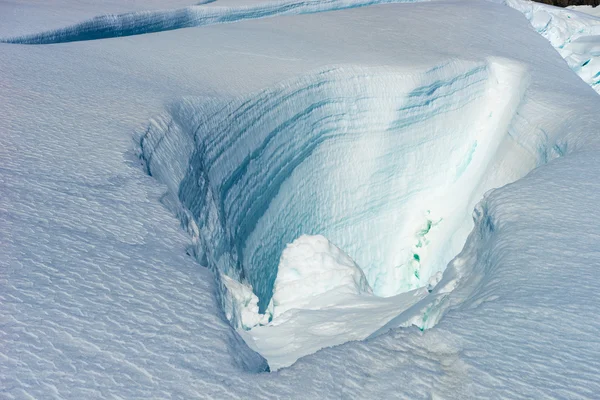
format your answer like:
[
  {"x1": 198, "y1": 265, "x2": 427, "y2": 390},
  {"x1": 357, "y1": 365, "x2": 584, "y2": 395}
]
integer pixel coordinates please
[
  {"x1": 138, "y1": 58, "x2": 559, "y2": 336},
  {"x1": 0, "y1": 0, "x2": 425, "y2": 44}
]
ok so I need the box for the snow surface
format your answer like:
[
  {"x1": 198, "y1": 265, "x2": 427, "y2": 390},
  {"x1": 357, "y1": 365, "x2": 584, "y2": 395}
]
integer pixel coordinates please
[
  {"x1": 0, "y1": 0, "x2": 427, "y2": 44},
  {"x1": 272, "y1": 235, "x2": 374, "y2": 319},
  {"x1": 508, "y1": 0, "x2": 600, "y2": 93},
  {"x1": 568, "y1": 5, "x2": 600, "y2": 18},
  {"x1": 2, "y1": 0, "x2": 600, "y2": 398},
  {"x1": 137, "y1": 55, "x2": 558, "y2": 368}
]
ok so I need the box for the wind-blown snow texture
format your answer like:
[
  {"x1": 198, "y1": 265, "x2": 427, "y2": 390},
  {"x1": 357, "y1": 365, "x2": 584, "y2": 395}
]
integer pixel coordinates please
[{"x1": 2, "y1": 0, "x2": 600, "y2": 398}]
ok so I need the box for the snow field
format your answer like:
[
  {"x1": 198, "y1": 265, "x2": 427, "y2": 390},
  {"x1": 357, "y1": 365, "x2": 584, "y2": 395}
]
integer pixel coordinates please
[{"x1": 0, "y1": 0, "x2": 426, "y2": 45}]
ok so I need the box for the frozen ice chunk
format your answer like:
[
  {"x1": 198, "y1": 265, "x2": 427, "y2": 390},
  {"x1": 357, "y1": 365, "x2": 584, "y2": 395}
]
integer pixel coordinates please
[{"x1": 271, "y1": 235, "x2": 373, "y2": 319}]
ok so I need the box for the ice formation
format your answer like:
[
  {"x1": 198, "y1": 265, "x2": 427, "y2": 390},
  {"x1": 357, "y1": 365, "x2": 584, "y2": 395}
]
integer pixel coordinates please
[
  {"x1": 138, "y1": 57, "x2": 575, "y2": 367},
  {"x1": 0, "y1": 0, "x2": 424, "y2": 44}
]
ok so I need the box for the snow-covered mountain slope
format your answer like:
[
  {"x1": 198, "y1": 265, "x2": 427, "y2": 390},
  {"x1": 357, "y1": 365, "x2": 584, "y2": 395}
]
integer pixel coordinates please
[{"x1": 2, "y1": 0, "x2": 600, "y2": 398}]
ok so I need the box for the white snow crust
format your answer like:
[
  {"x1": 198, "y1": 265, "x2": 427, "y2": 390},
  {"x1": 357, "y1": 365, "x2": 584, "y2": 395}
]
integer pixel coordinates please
[{"x1": 2, "y1": 0, "x2": 600, "y2": 398}]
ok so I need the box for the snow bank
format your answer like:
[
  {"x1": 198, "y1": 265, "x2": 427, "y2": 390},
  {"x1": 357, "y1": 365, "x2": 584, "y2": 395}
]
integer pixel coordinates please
[{"x1": 243, "y1": 235, "x2": 430, "y2": 370}]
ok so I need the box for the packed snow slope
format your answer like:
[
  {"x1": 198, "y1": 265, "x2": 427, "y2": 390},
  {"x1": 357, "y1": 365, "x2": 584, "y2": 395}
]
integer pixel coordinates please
[
  {"x1": 0, "y1": 0, "x2": 197, "y2": 38},
  {"x1": 2, "y1": 0, "x2": 600, "y2": 398},
  {"x1": 569, "y1": 4, "x2": 600, "y2": 17}
]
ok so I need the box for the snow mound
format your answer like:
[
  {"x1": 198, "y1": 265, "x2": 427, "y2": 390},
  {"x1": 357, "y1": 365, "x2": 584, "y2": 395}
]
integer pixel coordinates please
[
  {"x1": 568, "y1": 5, "x2": 600, "y2": 18},
  {"x1": 271, "y1": 234, "x2": 372, "y2": 319},
  {"x1": 0, "y1": 0, "x2": 425, "y2": 44}
]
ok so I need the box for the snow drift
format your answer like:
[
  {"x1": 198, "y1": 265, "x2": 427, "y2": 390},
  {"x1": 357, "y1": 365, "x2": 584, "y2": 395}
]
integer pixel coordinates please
[
  {"x1": 3, "y1": 0, "x2": 598, "y2": 94},
  {"x1": 271, "y1": 234, "x2": 373, "y2": 319}
]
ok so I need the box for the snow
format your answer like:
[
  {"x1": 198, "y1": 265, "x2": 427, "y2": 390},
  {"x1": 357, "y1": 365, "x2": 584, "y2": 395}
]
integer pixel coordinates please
[
  {"x1": 221, "y1": 273, "x2": 272, "y2": 330},
  {"x1": 0, "y1": 0, "x2": 197, "y2": 37},
  {"x1": 238, "y1": 234, "x2": 427, "y2": 370},
  {"x1": 568, "y1": 5, "x2": 600, "y2": 18},
  {"x1": 271, "y1": 235, "x2": 373, "y2": 318},
  {"x1": 2, "y1": 0, "x2": 600, "y2": 398},
  {"x1": 0, "y1": 0, "x2": 426, "y2": 44},
  {"x1": 507, "y1": 0, "x2": 600, "y2": 93}
]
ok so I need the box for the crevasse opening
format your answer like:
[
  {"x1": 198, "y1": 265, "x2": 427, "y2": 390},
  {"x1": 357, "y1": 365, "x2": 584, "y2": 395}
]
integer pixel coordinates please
[{"x1": 139, "y1": 59, "x2": 553, "y2": 369}]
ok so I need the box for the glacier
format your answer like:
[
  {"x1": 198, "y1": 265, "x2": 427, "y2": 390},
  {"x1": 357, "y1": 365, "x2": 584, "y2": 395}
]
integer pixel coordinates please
[
  {"x1": 508, "y1": 0, "x2": 600, "y2": 93},
  {"x1": 2, "y1": 0, "x2": 600, "y2": 398}
]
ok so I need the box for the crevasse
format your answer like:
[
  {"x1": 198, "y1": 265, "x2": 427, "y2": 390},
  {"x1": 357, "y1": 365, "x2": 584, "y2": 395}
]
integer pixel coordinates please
[{"x1": 138, "y1": 59, "x2": 563, "y2": 368}]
